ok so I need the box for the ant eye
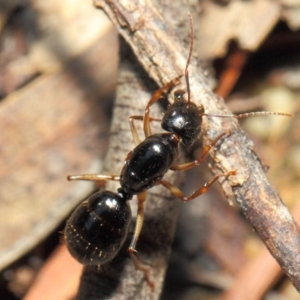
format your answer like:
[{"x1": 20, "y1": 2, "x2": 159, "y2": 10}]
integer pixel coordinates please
[
  {"x1": 174, "y1": 90, "x2": 186, "y2": 102},
  {"x1": 198, "y1": 105, "x2": 205, "y2": 115}
]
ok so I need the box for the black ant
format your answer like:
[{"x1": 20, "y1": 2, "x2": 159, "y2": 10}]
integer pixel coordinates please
[{"x1": 64, "y1": 14, "x2": 292, "y2": 289}]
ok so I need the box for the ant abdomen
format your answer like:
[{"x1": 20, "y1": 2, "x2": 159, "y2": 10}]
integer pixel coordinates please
[{"x1": 64, "y1": 191, "x2": 132, "y2": 265}]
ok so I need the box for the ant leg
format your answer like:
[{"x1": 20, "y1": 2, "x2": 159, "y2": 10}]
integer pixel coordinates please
[
  {"x1": 129, "y1": 116, "x2": 142, "y2": 146},
  {"x1": 129, "y1": 116, "x2": 162, "y2": 146},
  {"x1": 67, "y1": 174, "x2": 120, "y2": 182},
  {"x1": 144, "y1": 76, "x2": 182, "y2": 138},
  {"x1": 160, "y1": 170, "x2": 236, "y2": 203},
  {"x1": 128, "y1": 191, "x2": 146, "y2": 252},
  {"x1": 170, "y1": 132, "x2": 227, "y2": 171},
  {"x1": 128, "y1": 191, "x2": 154, "y2": 290},
  {"x1": 130, "y1": 115, "x2": 162, "y2": 123}
]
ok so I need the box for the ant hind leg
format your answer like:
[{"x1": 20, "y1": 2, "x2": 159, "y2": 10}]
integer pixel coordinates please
[{"x1": 127, "y1": 191, "x2": 154, "y2": 290}]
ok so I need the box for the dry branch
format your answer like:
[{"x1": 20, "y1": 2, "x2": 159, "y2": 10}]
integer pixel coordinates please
[
  {"x1": 78, "y1": 0, "x2": 300, "y2": 297},
  {"x1": 76, "y1": 38, "x2": 183, "y2": 299}
]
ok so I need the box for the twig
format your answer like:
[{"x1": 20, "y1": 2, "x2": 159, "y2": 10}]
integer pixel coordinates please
[
  {"x1": 76, "y1": 39, "x2": 183, "y2": 299},
  {"x1": 221, "y1": 201, "x2": 300, "y2": 299},
  {"x1": 79, "y1": 0, "x2": 300, "y2": 296}
]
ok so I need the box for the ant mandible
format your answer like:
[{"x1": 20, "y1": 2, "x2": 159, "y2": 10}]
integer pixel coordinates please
[{"x1": 64, "y1": 14, "x2": 292, "y2": 289}]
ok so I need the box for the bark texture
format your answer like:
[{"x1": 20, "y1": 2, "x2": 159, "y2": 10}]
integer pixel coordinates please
[{"x1": 76, "y1": 0, "x2": 300, "y2": 298}]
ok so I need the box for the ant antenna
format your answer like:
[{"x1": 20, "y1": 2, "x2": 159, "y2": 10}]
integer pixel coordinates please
[
  {"x1": 183, "y1": 14, "x2": 293, "y2": 120},
  {"x1": 185, "y1": 12, "x2": 194, "y2": 105},
  {"x1": 200, "y1": 111, "x2": 294, "y2": 118}
]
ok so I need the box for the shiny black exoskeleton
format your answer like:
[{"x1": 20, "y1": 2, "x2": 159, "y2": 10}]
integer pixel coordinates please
[
  {"x1": 161, "y1": 90, "x2": 204, "y2": 146},
  {"x1": 64, "y1": 13, "x2": 238, "y2": 288},
  {"x1": 64, "y1": 13, "x2": 292, "y2": 290},
  {"x1": 120, "y1": 133, "x2": 180, "y2": 194},
  {"x1": 65, "y1": 190, "x2": 131, "y2": 265},
  {"x1": 65, "y1": 132, "x2": 182, "y2": 266}
]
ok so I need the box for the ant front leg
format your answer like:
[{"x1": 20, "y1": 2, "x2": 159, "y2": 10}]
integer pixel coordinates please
[
  {"x1": 67, "y1": 174, "x2": 120, "y2": 182},
  {"x1": 170, "y1": 132, "x2": 227, "y2": 171},
  {"x1": 128, "y1": 191, "x2": 154, "y2": 290},
  {"x1": 160, "y1": 170, "x2": 236, "y2": 203},
  {"x1": 144, "y1": 76, "x2": 182, "y2": 138},
  {"x1": 129, "y1": 116, "x2": 142, "y2": 146},
  {"x1": 129, "y1": 116, "x2": 162, "y2": 145}
]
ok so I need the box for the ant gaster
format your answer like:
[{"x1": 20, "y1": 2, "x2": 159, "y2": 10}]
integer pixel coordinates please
[{"x1": 64, "y1": 14, "x2": 292, "y2": 289}]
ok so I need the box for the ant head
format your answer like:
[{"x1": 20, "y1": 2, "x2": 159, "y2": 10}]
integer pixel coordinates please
[
  {"x1": 161, "y1": 91, "x2": 203, "y2": 146},
  {"x1": 162, "y1": 13, "x2": 293, "y2": 145}
]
